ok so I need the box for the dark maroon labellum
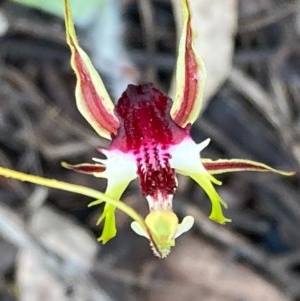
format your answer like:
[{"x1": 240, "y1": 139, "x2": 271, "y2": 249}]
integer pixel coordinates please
[
  {"x1": 110, "y1": 83, "x2": 188, "y2": 202},
  {"x1": 111, "y1": 83, "x2": 188, "y2": 151}
]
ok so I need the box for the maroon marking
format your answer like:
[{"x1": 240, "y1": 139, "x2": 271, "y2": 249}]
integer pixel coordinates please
[
  {"x1": 64, "y1": 163, "x2": 106, "y2": 174},
  {"x1": 203, "y1": 161, "x2": 266, "y2": 172},
  {"x1": 173, "y1": 17, "x2": 199, "y2": 126},
  {"x1": 71, "y1": 37, "x2": 119, "y2": 136},
  {"x1": 137, "y1": 147, "x2": 177, "y2": 199}
]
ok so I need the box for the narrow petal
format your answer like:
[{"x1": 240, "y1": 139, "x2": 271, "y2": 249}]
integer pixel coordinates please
[
  {"x1": 64, "y1": 0, "x2": 119, "y2": 139},
  {"x1": 170, "y1": 0, "x2": 206, "y2": 127},
  {"x1": 62, "y1": 162, "x2": 106, "y2": 176},
  {"x1": 202, "y1": 159, "x2": 295, "y2": 176}
]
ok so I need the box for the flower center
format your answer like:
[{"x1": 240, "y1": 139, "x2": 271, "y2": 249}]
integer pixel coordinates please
[{"x1": 110, "y1": 83, "x2": 190, "y2": 211}]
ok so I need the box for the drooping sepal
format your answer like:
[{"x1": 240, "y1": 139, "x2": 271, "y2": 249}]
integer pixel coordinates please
[
  {"x1": 171, "y1": 0, "x2": 206, "y2": 127},
  {"x1": 202, "y1": 159, "x2": 295, "y2": 176},
  {"x1": 88, "y1": 180, "x2": 128, "y2": 244},
  {"x1": 89, "y1": 201, "x2": 118, "y2": 244},
  {"x1": 64, "y1": 0, "x2": 119, "y2": 139},
  {"x1": 170, "y1": 138, "x2": 231, "y2": 224},
  {"x1": 189, "y1": 172, "x2": 231, "y2": 224}
]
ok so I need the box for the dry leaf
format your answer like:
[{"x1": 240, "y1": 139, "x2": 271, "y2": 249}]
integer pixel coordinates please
[
  {"x1": 16, "y1": 207, "x2": 111, "y2": 301},
  {"x1": 147, "y1": 235, "x2": 287, "y2": 301}
]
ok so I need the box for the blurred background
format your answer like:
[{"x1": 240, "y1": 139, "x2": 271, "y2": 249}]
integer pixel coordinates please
[{"x1": 0, "y1": 0, "x2": 299, "y2": 300}]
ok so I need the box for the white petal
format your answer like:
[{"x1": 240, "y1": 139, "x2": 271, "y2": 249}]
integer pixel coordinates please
[
  {"x1": 130, "y1": 221, "x2": 149, "y2": 239},
  {"x1": 174, "y1": 216, "x2": 194, "y2": 239},
  {"x1": 170, "y1": 137, "x2": 209, "y2": 174},
  {"x1": 95, "y1": 149, "x2": 137, "y2": 189},
  {"x1": 196, "y1": 138, "x2": 211, "y2": 152}
]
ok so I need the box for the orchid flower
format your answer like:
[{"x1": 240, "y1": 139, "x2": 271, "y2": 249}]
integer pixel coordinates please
[{"x1": 0, "y1": 0, "x2": 294, "y2": 258}]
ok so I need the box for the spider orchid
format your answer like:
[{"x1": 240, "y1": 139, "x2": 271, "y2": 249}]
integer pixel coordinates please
[{"x1": 0, "y1": 0, "x2": 293, "y2": 258}]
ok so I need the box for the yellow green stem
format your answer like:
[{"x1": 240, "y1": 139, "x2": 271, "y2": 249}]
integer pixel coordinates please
[{"x1": 0, "y1": 167, "x2": 146, "y2": 229}]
